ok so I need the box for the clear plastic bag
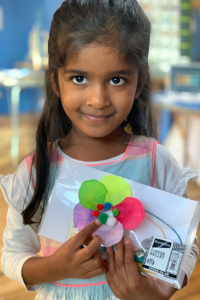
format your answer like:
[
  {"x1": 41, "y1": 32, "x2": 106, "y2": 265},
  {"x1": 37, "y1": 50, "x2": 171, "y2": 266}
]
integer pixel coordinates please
[{"x1": 38, "y1": 160, "x2": 200, "y2": 289}]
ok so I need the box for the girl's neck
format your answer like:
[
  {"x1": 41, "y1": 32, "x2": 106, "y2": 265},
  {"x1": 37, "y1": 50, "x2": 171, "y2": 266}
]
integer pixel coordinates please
[{"x1": 60, "y1": 126, "x2": 130, "y2": 162}]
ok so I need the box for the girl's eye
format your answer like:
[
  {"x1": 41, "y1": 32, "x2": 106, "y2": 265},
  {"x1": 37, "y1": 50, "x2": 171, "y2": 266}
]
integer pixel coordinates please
[
  {"x1": 109, "y1": 77, "x2": 126, "y2": 86},
  {"x1": 72, "y1": 76, "x2": 88, "y2": 84}
]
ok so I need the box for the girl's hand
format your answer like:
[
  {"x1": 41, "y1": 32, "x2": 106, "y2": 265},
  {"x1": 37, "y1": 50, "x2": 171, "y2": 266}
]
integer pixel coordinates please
[
  {"x1": 105, "y1": 239, "x2": 177, "y2": 300},
  {"x1": 50, "y1": 221, "x2": 104, "y2": 281}
]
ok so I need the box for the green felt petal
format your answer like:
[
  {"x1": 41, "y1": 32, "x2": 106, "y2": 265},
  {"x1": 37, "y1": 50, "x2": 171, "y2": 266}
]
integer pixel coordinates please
[
  {"x1": 78, "y1": 180, "x2": 107, "y2": 210},
  {"x1": 100, "y1": 175, "x2": 131, "y2": 206}
]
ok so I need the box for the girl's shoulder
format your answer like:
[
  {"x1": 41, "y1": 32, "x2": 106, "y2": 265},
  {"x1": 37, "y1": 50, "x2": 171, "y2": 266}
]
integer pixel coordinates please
[
  {"x1": 0, "y1": 144, "x2": 63, "y2": 214},
  {"x1": 154, "y1": 144, "x2": 198, "y2": 197},
  {"x1": 0, "y1": 157, "x2": 33, "y2": 212},
  {"x1": 127, "y1": 135, "x2": 158, "y2": 157},
  {"x1": 26, "y1": 143, "x2": 64, "y2": 171},
  {"x1": 129, "y1": 136, "x2": 199, "y2": 197},
  {"x1": 129, "y1": 135, "x2": 158, "y2": 148}
]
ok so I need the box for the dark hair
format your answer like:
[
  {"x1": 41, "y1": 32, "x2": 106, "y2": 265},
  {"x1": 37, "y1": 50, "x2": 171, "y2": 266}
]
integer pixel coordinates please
[{"x1": 22, "y1": 0, "x2": 154, "y2": 224}]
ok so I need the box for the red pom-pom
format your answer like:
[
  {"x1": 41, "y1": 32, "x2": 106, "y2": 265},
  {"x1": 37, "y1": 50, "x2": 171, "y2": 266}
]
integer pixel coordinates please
[
  {"x1": 93, "y1": 211, "x2": 100, "y2": 217},
  {"x1": 97, "y1": 204, "x2": 104, "y2": 211}
]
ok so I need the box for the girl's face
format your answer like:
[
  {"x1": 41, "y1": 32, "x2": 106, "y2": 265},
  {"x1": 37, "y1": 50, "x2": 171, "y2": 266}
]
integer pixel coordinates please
[{"x1": 57, "y1": 45, "x2": 140, "y2": 139}]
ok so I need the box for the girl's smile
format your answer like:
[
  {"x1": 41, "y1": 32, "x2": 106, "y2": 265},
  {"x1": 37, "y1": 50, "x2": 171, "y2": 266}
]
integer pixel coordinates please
[
  {"x1": 56, "y1": 45, "x2": 140, "y2": 140},
  {"x1": 82, "y1": 112, "x2": 114, "y2": 123}
]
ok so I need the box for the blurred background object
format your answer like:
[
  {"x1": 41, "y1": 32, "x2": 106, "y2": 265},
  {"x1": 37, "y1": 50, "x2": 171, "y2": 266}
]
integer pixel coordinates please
[
  {"x1": 138, "y1": 0, "x2": 200, "y2": 186},
  {"x1": 0, "y1": 1, "x2": 200, "y2": 299},
  {"x1": 0, "y1": 0, "x2": 64, "y2": 165}
]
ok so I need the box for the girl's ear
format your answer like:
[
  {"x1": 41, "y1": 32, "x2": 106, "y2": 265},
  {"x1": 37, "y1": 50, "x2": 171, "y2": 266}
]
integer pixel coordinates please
[
  {"x1": 135, "y1": 85, "x2": 143, "y2": 100},
  {"x1": 134, "y1": 71, "x2": 145, "y2": 99},
  {"x1": 50, "y1": 72, "x2": 61, "y2": 98}
]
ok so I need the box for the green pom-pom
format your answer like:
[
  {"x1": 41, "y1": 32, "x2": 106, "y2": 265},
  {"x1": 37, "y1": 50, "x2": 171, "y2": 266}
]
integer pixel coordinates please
[
  {"x1": 79, "y1": 180, "x2": 107, "y2": 210},
  {"x1": 98, "y1": 213, "x2": 108, "y2": 224},
  {"x1": 112, "y1": 209, "x2": 119, "y2": 216}
]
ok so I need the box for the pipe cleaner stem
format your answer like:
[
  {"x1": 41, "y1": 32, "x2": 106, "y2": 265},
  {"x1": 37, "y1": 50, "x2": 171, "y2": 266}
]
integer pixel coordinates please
[
  {"x1": 130, "y1": 231, "x2": 146, "y2": 252},
  {"x1": 145, "y1": 216, "x2": 167, "y2": 239},
  {"x1": 145, "y1": 210, "x2": 183, "y2": 245}
]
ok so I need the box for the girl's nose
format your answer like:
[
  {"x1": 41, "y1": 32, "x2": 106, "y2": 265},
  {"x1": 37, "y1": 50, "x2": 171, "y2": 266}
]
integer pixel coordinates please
[{"x1": 86, "y1": 85, "x2": 110, "y2": 109}]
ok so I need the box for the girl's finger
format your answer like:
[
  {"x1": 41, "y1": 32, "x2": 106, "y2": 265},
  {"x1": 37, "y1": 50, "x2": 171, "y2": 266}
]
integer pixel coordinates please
[
  {"x1": 105, "y1": 247, "x2": 116, "y2": 279},
  {"x1": 69, "y1": 221, "x2": 101, "y2": 251},
  {"x1": 81, "y1": 252, "x2": 103, "y2": 272},
  {"x1": 85, "y1": 266, "x2": 105, "y2": 279},
  {"x1": 115, "y1": 239, "x2": 127, "y2": 283},
  {"x1": 124, "y1": 239, "x2": 140, "y2": 280},
  {"x1": 83, "y1": 234, "x2": 93, "y2": 246},
  {"x1": 78, "y1": 235, "x2": 102, "y2": 262}
]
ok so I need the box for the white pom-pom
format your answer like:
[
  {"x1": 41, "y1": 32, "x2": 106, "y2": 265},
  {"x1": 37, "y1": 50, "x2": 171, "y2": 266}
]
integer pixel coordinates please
[
  {"x1": 106, "y1": 216, "x2": 117, "y2": 228},
  {"x1": 105, "y1": 211, "x2": 113, "y2": 217}
]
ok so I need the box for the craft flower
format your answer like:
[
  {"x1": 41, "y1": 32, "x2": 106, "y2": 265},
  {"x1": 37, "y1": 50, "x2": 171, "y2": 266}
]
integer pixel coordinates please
[{"x1": 73, "y1": 175, "x2": 145, "y2": 247}]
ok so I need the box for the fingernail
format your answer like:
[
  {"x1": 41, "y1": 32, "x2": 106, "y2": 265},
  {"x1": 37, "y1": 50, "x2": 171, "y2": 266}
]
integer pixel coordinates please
[
  {"x1": 124, "y1": 239, "x2": 130, "y2": 245},
  {"x1": 95, "y1": 219, "x2": 101, "y2": 226},
  {"x1": 106, "y1": 247, "x2": 111, "y2": 254},
  {"x1": 94, "y1": 234, "x2": 101, "y2": 243}
]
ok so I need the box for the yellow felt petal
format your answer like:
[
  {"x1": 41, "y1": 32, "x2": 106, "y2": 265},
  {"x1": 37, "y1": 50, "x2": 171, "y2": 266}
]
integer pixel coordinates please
[{"x1": 100, "y1": 175, "x2": 131, "y2": 206}]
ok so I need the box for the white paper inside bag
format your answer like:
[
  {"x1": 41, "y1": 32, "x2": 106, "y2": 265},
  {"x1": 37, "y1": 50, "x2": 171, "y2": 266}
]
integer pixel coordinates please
[{"x1": 38, "y1": 160, "x2": 198, "y2": 248}]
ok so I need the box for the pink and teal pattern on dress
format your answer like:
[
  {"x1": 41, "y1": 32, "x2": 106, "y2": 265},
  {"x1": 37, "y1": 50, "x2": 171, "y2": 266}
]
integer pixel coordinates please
[{"x1": 73, "y1": 175, "x2": 145, "y2": 247}]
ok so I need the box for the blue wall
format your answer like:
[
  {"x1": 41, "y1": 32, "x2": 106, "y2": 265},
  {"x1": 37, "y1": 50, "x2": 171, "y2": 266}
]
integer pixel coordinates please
[
  {"x1": 0, "y1": 0, "x2": 63, "y2": 114},
  {"x1": 43, "y1": 0, "x2": 63, "y2": 31},
  {"x1": 0, "y1": 0, "x2": 42, "y2": 69}
]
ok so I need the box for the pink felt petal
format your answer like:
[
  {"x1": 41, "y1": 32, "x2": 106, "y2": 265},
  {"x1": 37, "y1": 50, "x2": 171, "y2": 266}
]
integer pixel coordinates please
[
  {"x1": 113, "y1": 197, "x2": 145, "y2": 230},
  {"x1": 94, "y1": 221, "x2": 123, "y2": 247},
  {"x1": 73, "y1": 203, "x2": 96, "y2": 231}
]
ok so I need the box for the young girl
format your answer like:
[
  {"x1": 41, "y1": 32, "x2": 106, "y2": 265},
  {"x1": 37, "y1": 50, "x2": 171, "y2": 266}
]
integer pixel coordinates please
[{"x1": 0, "y1": 0, "x2": 199, "y2": 299}]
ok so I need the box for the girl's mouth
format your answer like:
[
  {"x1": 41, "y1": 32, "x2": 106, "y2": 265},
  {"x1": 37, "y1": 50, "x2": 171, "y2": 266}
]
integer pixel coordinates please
[{"x1": 82, "y1": 113, "x2": 114, "y2": 123}]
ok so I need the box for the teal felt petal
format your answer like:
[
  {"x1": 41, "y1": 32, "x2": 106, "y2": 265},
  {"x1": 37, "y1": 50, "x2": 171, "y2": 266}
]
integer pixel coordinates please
[
  {"x1": 100, "y1": 175, "x2": 131, "y2": 206},
  {"x1": 78, "y1": 180, "x2": 107, "y2": 210}
]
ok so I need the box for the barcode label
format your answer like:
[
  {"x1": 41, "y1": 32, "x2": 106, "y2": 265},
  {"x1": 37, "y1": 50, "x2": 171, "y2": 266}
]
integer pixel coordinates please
[
  {"x1": 142, "y1": 237, "x2": 185, "y2": 281},
  {"x1": 167, "y1": 251, "x2": 183, "y2": 275},
  {"x1": 142, "y1": 237, "x2": 173, "y2": 274}
]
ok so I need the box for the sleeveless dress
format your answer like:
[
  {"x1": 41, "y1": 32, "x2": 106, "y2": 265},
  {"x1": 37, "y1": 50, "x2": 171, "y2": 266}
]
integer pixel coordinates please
[{"x1": 25, "y1": 136, "x2": 158, "y2": 300}]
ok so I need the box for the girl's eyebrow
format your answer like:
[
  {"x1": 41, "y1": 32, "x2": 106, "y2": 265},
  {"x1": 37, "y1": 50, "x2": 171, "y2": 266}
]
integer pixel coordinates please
[
  {"x1": 64, "y1": 69, "x2": 88, "y2": 76},
  {"x1": 109, "y1": 70, "x2": 135, "y2": 76},
  {"x1": 64, "y1": 69, "x2": 135, "y2": 76}
]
